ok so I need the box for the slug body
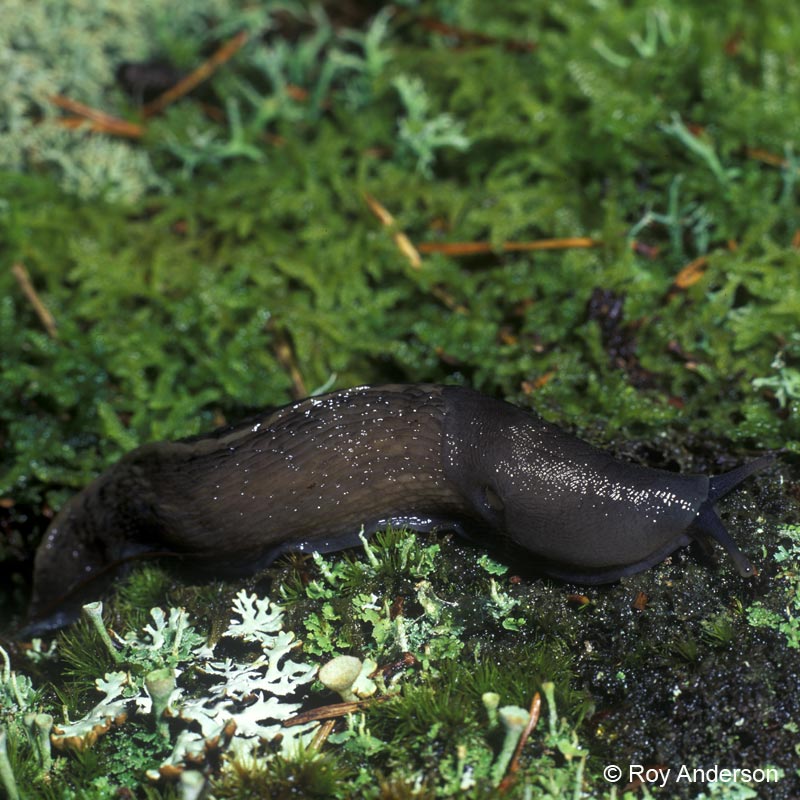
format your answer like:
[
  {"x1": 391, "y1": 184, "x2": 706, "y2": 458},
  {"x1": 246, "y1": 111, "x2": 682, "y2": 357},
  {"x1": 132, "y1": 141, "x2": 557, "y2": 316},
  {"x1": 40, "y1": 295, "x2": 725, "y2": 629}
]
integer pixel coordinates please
[{"x1": 29, "y1": 384, "x2": 769, "y2": 631}]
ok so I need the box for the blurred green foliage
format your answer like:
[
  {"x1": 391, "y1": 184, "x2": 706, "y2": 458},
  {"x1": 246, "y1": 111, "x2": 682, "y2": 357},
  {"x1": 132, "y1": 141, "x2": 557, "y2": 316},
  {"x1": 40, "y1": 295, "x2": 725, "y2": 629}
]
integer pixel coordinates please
[{"x1": 2, "y1": 1, "x2": 798, "y2": 515}]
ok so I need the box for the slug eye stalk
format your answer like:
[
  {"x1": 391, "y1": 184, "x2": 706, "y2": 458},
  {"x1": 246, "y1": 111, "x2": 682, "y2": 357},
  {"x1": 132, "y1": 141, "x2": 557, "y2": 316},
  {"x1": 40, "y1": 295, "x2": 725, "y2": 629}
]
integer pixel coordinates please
[{"x1": 692, "y1": 456, "x2": 774, "y2": 578}]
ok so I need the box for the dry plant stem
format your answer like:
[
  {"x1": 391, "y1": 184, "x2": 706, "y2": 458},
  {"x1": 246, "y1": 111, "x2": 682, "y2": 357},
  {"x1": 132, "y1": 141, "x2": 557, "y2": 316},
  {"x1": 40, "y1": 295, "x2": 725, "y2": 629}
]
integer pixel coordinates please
[
  {"x1": 499, "y1": 692, "x2": 541, "y2": 792},
  {"x1": 416, "y1": 237, "x2": 600, "y2": 256},
  {"x1": 11, "y1": 263, "x2": 58, "y2": 339},
  {"x1": 143, "y1": 30, "x2": 249, "y2": 118},
  {"x1": 266, "y1": 320, "x2": 307, "y2": 400},
  {"x1": 309, "y1": 718, "x2": 336, "y2": 752},
  {"x1": 48, "y1": 95, "x2": 145, "y2": 138},
  {"x1": 362, "y1": 194, "x2": 468, "y2": 310},
  {"x1": 431, "y1": 286, "x2": 468, "y2": 313},
  {"x1": 363, "y1": 193, "x2": 422, "y2": 269}
]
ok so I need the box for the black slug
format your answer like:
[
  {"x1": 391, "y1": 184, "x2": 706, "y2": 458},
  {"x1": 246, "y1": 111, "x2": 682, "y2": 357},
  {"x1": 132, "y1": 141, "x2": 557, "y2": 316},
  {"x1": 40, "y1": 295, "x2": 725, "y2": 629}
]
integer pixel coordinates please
[{"x1": 28, "y1": 384, "x2": 771, "y2": 632}]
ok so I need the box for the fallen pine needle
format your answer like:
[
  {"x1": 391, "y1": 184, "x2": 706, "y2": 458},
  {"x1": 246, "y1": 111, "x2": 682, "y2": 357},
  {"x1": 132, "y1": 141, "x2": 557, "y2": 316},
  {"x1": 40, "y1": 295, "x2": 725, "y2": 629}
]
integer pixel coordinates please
[
  {"x1": 363, "y1": 192, "x2": 422, "y2": 269},
  {"x1": 49, "y1": 96, "x2": 145, "y2": 138},
  {"x1": 55, "y1": 115, "x2": 145, "y2": 138},
  {"x1": 672, "y1": 255, "x2": 709, "y2": 289},
  {"x1": 144, "y1": 30, "x2": 249, "y2": 117},
  {"x1": 416, "y1": 238, "x2": 600, "y2": 256},
  {"x1": 11, "y1": 263, "x2": 58, "y2": 339},
  {"x1": 744, "y1": 146, "x2": 794, "y2": 169}
]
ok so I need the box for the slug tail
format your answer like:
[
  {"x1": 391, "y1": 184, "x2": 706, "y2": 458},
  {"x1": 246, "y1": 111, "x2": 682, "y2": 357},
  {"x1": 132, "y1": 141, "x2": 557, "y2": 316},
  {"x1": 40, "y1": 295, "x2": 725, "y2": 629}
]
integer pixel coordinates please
[
  {"x1": 692, "y1": 504, "x2": 755, "y2": 578},
  {"x1": 707, "y1": 455, "x2": 774, "y2": 503}
]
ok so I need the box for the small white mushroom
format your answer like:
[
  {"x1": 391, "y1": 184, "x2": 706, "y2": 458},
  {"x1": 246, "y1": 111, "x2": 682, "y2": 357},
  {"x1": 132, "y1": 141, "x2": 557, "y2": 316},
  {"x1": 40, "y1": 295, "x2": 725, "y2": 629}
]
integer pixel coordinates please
[
  {"x1": 24, "y1": 713, "x2": 53, "y2": 773},
  {"x1": 491, "y1": 705, "x2": 530, "y2": 785},
  {"x1": 82, "y1": 602, "x2": 122, "y2": 663},
  {"x1": 481, "y1": 691, "x2": 501, "y2": 729},
  {"x1": 318, "y1": 655, "x2": 374, "y2": 702},
  {"x1": 145, "y1": 668, "x2": 176, "y2": 738}
]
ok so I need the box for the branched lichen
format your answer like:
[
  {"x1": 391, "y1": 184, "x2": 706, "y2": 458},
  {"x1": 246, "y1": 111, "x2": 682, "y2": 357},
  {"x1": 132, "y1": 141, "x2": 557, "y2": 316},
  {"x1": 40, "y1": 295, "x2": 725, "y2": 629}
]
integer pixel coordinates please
[
  {"x1": 0, "y1": 646, "x2": 37, "y2": 717},
  {"x1": 35, "y1": 591, "x2": 318, "y2": 782}
]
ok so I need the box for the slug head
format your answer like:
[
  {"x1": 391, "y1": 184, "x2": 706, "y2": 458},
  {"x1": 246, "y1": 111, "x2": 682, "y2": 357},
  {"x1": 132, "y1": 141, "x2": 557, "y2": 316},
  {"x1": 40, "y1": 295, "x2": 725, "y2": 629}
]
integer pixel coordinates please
[
  {"x1": 689, "y1": 455, "x2": 774, "y2": 579},
  {"x1": 27, "y1": 488, "x2": 115, "y2": 634}
]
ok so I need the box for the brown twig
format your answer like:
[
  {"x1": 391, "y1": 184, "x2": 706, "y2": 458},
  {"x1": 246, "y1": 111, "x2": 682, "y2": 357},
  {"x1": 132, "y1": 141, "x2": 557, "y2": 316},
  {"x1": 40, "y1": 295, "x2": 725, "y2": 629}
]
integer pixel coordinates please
[
  {"x1": 284, "y1": 696, "x2": 392, "y2": 728},
  {"x1": 48, "y1": 96, "x2": 145, "y2": 138},
  {"x1": 363, "y1": 192, "x2": 422, "y2": 269},
  {"x1": 11, "y1": 263, "x2": 58, "y2": 339},
  {"x1": 499, "y1": 692, "x2": 542, "y2": 792},
  {"x1": 416, "y1": 237, "x2": 600, "y2": 256},
  {"x1": 143, "y1": 30, "x2": 249, "y2": 117}
]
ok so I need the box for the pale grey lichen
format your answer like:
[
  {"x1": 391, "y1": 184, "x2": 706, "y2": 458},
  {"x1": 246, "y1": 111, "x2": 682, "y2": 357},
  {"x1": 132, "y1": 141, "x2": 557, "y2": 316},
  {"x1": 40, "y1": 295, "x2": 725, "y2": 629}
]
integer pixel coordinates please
[
  {"x1": 0, "y1": 645, "x2": 37, "y2": 716},
  {"x1": 51, "y1": 671, "x2": 131, "y2": 750},
  {"x1": 171, "y1": 589, "x2": 318, "y2": 764},
  {"x1": 1, "y1": 0, "x2": 397, "y2": 202},
  {"x1": 120, "y1": 605, "x2": 204, "y2": 667},
  {"x1": 43, "y1": 590, "x2": 317, "y2": 780},
  {"x1": 319, "y1": 656, "x2": 362, "y2": 702},
  {"x1": 0, "y1": 0, "x2": 264, "y2": 202},
  {"x1": 0, "y1": 0, "x2": 164, "y2": 202}
]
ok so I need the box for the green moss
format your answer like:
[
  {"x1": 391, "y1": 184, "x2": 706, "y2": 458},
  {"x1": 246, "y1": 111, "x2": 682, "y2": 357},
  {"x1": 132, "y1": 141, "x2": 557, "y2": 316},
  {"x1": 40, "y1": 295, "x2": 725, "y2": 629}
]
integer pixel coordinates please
[
  {"x1": 212, "y1": 749, "x2": 350, "y2": 799},
  {"x1": 747, "y1": 525, "x2": 800, "y2": 649}
]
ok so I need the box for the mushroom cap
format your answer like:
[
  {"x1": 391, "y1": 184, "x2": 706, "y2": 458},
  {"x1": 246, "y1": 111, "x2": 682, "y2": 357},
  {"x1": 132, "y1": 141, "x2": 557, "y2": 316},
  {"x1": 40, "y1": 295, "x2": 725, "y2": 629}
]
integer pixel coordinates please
[
  {"x1": 498, "y1": 705, "x2": 529, "y2": 731},
  {"x1": 318, "y1": 655, "x2": 363, "y2": 692}
]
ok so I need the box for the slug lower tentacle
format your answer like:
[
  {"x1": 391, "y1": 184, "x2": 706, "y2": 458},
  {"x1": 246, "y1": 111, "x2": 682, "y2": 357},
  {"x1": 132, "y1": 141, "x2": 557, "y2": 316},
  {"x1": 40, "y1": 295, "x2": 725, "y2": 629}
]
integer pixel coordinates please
[{"x1": 27, "y1": 384, "x2": 771, "y2": 633}]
